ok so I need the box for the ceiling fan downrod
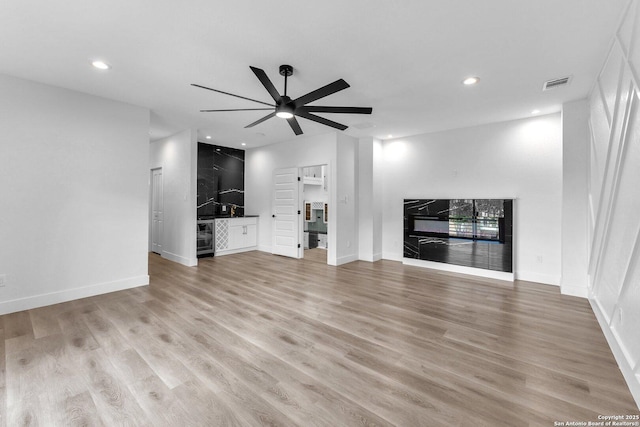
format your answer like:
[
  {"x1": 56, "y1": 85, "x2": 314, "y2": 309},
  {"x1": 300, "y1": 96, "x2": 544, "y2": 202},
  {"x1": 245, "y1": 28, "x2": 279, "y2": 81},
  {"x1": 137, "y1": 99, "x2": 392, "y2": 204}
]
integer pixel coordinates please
[{"x1": 279, "y1": 64, "x2": 293, "y2": 97}]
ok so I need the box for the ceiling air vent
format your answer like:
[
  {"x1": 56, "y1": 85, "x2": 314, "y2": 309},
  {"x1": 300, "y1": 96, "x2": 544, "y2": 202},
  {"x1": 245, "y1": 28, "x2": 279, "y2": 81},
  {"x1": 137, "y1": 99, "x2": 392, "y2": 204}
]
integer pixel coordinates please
[{"x1": 542, "y1": 76, "x2": 572, "y2": 91}]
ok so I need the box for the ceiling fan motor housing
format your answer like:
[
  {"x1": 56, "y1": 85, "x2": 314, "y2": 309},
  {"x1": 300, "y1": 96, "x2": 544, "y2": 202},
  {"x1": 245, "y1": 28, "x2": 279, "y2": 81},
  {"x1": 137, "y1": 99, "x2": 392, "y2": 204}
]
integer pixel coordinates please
[{"x1": 276, "y1": 95, "x2": 295, "y2": 118}]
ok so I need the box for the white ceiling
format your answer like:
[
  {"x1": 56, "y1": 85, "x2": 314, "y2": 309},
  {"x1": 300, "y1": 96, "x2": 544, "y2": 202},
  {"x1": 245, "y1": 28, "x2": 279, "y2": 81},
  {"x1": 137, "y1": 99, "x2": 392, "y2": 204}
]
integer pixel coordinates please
[{"x1": 0, "y1": 0, "x2": 627, "y2": 148}]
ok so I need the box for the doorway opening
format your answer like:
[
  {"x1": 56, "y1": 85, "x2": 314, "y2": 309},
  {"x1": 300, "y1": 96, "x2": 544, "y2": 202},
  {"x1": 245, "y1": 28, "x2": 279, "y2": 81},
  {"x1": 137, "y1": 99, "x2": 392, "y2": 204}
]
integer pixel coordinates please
[{"x1": 301, "y1": 164, "x2": 328, "y2": 264}]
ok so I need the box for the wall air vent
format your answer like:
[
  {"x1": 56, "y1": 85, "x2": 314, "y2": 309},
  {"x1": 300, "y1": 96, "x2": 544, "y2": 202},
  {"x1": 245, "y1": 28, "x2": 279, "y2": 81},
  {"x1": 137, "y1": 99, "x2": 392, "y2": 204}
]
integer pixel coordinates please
[{"x1": 542, "y1": 76, "x2": 572, "y2": 91}]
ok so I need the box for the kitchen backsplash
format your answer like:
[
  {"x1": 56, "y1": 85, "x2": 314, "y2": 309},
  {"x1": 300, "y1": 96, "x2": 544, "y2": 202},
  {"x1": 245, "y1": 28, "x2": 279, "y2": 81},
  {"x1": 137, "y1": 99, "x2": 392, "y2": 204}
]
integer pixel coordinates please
[{"x1": 197, "y1": 143, "x2": 244, "y2": 218}]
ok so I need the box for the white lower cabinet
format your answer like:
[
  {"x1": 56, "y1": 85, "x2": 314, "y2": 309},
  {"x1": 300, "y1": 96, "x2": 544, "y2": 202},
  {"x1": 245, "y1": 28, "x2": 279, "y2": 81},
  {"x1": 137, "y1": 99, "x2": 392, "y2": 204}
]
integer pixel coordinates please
[
  {"x1": 215, "y1": 217, "x2": 258, "y2": 255},
  {"x1": 318, "y1": 233, "x2": 327, "y2": 249}
]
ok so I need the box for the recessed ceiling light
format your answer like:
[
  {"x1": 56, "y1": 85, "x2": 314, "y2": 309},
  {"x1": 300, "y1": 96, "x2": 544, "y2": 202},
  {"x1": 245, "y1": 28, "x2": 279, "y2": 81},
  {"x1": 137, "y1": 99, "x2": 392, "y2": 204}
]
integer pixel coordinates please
[
  {"x1": 241, "y1": 142, "x2": 246, "y2": 146},
  {"x1": 462, "y1": 76, "x2": 480, "y2": 85},
  {"x1": 387, "y1": 134, "x2": 393, "y2": 138},
  {"x1": 91, "y1": 60, "x2": 111, "y2": 70},
  {"x1": 531, "y1": 109, "x2": 541, "y2": 114},
  {"x1": 205, "y1": 135, "x2": 211, "y2": 139}
]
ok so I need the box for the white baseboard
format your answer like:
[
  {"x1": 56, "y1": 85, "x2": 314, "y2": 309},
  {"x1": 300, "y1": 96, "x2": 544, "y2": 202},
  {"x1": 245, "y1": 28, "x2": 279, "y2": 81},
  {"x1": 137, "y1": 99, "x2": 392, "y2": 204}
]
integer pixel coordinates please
[
  {"x1": 215, "y1": 246, "x2": 258, "y2": 256},
  {"x1": 382, "y1": 251, "x2": 403, "y2": 262},
  {"x1": 560, "y1": 284, "x2": 589, "y2": 298},
  {"x1": 162, "y1": 250, "x2": 197, "y2": 267},
  {"x1": 358, "y1": 252, "x2": 383, "y2": 262},
  {"x1": 590, "y1": 297, "x2": 640, "y2": 409},
  {"x1": 0, "y1": 275, "x2": 149, "y2": 316},
  {"x1": 515, "y1": 271, "x2": 561, "y2": 286},
  {"x1": 336, "y1": 254, "x2": 359, "y2": 266},
  {"x1": 258, "y1": 245, "x2": 272, "y2": 253},
  {"x1": 403, "y1": 258, "x2": 514, "y2": 282}
]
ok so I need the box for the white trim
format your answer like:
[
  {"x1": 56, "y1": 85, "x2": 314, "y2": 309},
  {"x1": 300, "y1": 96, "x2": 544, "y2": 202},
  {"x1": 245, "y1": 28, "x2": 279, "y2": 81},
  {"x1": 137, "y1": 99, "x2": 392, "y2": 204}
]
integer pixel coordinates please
[
  {"x1": 592, "y1": 293, "x2": 612, "y2": 325},
  {"x1": 590, "y1": 297, "x2": 640, "y2": 409},
  {"x1": 382, "y1": 251, "x2": 403, "y2": 262},
  {"x1": 403, "y1": 258, "x2": 514, "y2": 282},
  {"x1": 358, "y1": 252, "x2": 383, "y2": 263},
  {"x1": 162, "y1": 250, "x2": 197, "y2": 267},
  {"x1": 258, "y1": 245, "x2": 272, "y2": 253},
  {"x1": 592, "y1": 76, "x2": 635, "y2": 287},
  {"x1": 560, "y1": 284, "x2": 589, "y2": 298},
  {"x1": 335, "y1": 254, "x2": 358, "y2": 266},
  {"x1": 515, "y1": 271, "x2": 561, "y2": 286},
  {"x1": 0, "y1": 275, "x2": 149, "y2": 316},
  {"x1": 215, "y1": 247, "x2": 258, "y2": 257}
]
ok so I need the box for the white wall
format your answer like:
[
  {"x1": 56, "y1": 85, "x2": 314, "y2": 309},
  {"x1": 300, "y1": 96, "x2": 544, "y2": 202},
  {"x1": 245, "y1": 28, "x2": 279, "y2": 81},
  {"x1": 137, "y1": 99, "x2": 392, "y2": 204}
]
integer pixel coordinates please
[
  {"x1": 246, "y1": 132, "x2": 338, "y2": 263},
  {"x1": 245, "y1": 131, "x2": 360, "y2": 266},
  {"x1": 372, "y1": 139, "x2": 384, "y2": 259},
  {"x1": 561, "y1": 99, "x2": 590, "y2": 297},
  {"x1": 381, "y1": 114, "x2": 563, "y2": 285},
  {"x1": 587, "y1": 0, "x2": 640, "y2": 407},
  {"x1": 335, "y1": 133, "x2": 358, "y2": 264},
  {"x1": 357, "y1": 137, "x2": 383, "y2": 262},
  {"x1": 149, "y1": 129, "x2": 198, "y2": 267},
  {"x1": 0, "y1": 74, "x2": 150, "y2": 315},
  {"x1": 302, "y1": 167, "x2": 328, "y2": 204}
]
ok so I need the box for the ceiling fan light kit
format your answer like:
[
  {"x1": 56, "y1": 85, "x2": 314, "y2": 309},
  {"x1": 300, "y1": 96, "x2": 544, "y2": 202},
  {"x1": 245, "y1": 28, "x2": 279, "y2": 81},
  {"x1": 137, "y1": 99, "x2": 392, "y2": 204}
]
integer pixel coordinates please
[
  {"x1": 275, "y1": 110, "x2": 294, "y2": 119},
  {"x1": 192, "y1": 64, "x2": 372, "y2": 135}
]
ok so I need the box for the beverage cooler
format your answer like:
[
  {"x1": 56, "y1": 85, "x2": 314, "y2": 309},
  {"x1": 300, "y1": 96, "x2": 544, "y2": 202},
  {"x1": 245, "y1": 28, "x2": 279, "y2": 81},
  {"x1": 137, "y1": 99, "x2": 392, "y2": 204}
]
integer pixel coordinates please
[{"x1": 197, "y1": 220, "x2": 215, "y2": 257}]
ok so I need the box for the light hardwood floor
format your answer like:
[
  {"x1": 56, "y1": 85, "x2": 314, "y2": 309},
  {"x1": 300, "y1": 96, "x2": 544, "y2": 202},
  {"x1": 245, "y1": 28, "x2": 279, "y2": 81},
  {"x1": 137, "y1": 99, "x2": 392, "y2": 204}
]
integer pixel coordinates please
[{"x1": 1, "y1": 251, "x2": 638, "y2": 426}]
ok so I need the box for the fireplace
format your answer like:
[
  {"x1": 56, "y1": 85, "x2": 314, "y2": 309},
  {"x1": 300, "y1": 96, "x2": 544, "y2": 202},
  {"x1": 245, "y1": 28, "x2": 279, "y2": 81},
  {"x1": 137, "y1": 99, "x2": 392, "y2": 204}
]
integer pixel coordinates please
[
  {"x1": 404, "y1": 199, "x2": 513, "y2": 272},
  {"x1": 409, "y1": 215, "x2": 449, "y2": 237}
]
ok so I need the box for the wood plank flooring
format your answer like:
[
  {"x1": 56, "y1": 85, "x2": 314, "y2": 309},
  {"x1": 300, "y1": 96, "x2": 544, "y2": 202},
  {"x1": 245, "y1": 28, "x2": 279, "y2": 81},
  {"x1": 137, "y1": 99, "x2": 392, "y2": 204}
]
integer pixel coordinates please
[{"x1": 1, "y1": 251, "x2": 638, "y2": 426}]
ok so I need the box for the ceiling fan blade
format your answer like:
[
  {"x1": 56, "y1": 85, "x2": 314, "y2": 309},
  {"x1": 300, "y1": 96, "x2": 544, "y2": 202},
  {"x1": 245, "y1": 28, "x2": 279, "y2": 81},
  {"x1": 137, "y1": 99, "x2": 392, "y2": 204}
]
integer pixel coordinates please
[
  {"x1": 250, "y1": 66, "x2": 282, "y2": 103},
  {"x1": 244, "y1": 112, "x2": 276, "y2": 128},
  {"x1": 299, "y1": 106, "x2": 372, "y2": 114},
  {"x1": 200, "y1": 108, "x2": 273, "y2": 112},
  {"x1": 287, "y1": 117, "x2": 303, "y2": 135},
  {"x1": 293, "y1": 79, "x2": 350, "y2": 106},
  {"x1": 191, "y1": 84, "x2": 274, "y2": 107},
  {"x1": 295, "y1": 110, "x2": 348, "y2": 131}
]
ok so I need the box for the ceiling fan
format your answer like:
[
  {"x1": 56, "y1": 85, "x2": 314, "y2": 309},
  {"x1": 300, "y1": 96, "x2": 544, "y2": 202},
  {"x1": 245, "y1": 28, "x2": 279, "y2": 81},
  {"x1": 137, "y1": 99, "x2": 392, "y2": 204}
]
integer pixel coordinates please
[{"x1": 192, "y1": 65, "x2": 372, "y2": 135}]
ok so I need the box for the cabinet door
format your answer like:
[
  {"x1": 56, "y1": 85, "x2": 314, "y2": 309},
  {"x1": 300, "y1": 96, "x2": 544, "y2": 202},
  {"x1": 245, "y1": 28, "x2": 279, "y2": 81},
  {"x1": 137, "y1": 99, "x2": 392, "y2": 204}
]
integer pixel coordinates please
[
  {"x1": 228, "y1": 225, "x2": 245, "y2": 250},
  {"x1": 244, "y1": 224, "x2": 257, "y2": 247},
  {"x1": 318, "y1": 234, "x2": 327, "y2": 248},
  {"x1": 304, "y1": 201, "x2": 315, "y2": 222}
]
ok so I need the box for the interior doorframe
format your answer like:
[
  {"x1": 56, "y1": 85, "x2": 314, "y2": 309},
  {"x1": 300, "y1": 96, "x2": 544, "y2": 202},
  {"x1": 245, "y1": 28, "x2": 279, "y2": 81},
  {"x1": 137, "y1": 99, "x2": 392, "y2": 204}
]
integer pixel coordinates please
[
  {"x1": 149, "y1": 167, "x2": 163, "y2": 254},
  {"x1": 299, "y1": 163, "x2": 330, "y2": 263},
  {"x1": 297, "y1": 166, "x2": 304, "y2": 259}
]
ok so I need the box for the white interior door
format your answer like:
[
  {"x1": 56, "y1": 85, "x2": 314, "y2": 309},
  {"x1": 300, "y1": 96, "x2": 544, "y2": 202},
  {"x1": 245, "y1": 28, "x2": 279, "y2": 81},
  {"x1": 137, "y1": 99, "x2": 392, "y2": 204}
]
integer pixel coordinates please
[
  {"x1": 272, "y1": 167, "x2": 301, "y2": 258},
  {"x1": 151, "y1": 168, "x2": 163, "y2": 254}
]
